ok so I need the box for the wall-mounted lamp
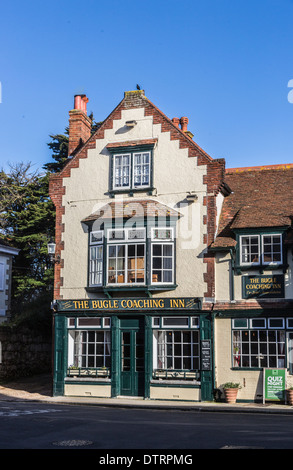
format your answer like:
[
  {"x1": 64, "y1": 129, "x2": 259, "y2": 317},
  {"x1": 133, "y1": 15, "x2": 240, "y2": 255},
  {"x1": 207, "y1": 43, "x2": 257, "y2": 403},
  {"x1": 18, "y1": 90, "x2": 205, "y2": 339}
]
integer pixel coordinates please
[
  {"x1": 186, "y1": 192, "x2": 198, "y2": 203},
  {"x1": 47, "y1": 241, "x2": 60, "y2": 264},
  {"x1": 125, "y1": 120, "x2": 137, "y2": 127}
]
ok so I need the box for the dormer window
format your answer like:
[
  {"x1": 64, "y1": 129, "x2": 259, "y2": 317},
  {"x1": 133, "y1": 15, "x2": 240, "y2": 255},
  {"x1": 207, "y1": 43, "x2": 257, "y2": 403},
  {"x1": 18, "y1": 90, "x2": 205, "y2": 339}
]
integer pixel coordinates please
[
  {"x1": 113, "y1": 151, "x2": 151, "y2": 190},
  {"x1": 240, "y1": 233, "x2": 282, "y2": 266}
]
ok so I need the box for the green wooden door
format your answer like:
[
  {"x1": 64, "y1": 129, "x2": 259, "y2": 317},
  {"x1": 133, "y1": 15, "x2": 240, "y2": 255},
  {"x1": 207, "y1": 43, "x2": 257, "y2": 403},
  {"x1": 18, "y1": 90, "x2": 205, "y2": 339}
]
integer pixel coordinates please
[{"x1": 120, "y1": 318, "x2": 145, "y2": 397}]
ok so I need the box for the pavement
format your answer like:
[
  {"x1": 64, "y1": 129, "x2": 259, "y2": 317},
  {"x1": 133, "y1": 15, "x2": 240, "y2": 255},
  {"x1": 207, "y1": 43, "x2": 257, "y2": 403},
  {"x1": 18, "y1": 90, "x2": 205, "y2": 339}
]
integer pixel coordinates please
[{"x1": 1, "y1": 373, "x2": 293, "y2": 414}]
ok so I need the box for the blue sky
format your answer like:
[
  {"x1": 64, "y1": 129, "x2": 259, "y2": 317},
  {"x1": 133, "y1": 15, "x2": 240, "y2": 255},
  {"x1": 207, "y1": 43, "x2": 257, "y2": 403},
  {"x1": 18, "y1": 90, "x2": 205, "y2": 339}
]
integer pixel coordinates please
[{"x1": 1, "y1": 0, "x2": 293, "y2": 172}]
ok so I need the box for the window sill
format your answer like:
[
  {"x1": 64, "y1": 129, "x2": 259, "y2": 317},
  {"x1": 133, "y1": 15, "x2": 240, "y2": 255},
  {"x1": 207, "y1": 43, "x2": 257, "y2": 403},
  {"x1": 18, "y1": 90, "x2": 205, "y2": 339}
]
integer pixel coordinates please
[
  {"x1": 109, "y1": 187, "x2": 155, "y2": 198},
  {"x1": 235, "y1": 264, "x2": 288, "y2": 275},
  {"x1": 86, "y1": 285, "x2": 178, "y2": 295},
  {"x1": 65, "y1": 377, "x2": 111, "y2": 383},
  {"x1": 150, "y1": 379, "x2": 200, "y2": 386}
]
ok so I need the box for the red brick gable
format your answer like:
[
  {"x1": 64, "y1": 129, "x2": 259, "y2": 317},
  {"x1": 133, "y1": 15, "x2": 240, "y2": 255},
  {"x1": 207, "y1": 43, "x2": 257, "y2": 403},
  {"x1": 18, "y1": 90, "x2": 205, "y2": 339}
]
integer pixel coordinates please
[
  {"x1": 212, "y1": 163, "x2": 293, "y2": 249},
  {"x1": 49, "y1": 90, "x2": 225, "y2": 299}
]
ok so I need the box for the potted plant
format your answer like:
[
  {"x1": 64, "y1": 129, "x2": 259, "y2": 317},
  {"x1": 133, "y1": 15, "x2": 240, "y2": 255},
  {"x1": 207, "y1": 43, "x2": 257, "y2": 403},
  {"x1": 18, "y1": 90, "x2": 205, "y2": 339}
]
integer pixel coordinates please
[
  {"x1": 286, "y1": 387, "x2": 293, "y2": 405},
  {"x1": 222, "y1": 382, "x2": 241, "y2": 404}
]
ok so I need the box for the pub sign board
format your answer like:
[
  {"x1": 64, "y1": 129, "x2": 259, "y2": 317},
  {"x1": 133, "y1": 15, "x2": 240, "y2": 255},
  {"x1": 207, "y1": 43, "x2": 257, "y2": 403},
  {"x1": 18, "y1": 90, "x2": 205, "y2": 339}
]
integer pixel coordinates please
[
  {"x1": 55, "y1": 297, "x2": 202, "y2": 313},
  {"x1": 201, "y1": 340, "x2": 211, "y2": 371},
  {"x1": 242, "y1": 274, "x2": 285, "y2": 299},
  {"x1": 263, "y1": 368, "x2": 286, "y2": 403}
]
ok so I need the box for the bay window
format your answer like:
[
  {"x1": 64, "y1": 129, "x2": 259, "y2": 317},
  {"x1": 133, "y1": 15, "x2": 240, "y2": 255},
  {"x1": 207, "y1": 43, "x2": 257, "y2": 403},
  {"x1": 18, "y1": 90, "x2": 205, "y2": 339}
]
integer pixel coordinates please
[{"x1": 88, "y1": 226, "x2": 176, "y2": 288}]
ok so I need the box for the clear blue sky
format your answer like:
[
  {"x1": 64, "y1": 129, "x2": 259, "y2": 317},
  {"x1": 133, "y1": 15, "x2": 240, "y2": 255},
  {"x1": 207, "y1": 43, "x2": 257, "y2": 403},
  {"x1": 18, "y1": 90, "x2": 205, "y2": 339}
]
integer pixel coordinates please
[{"x1": 1, "y1": 0, "x2": 293, "y2": 172}]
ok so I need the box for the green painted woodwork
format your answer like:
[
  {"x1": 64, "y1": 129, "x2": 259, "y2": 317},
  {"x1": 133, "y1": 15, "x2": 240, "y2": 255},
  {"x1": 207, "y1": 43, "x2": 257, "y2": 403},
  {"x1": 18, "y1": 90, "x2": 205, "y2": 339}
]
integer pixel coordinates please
[
  {"x1": 199, "y1": 315, "x2": 213, "y2": 401},
  {"x1": 53, "y1": 311, "x2": 213, "y2": 402},
  {"x1": 234, "y1": 229, "x2": 288, "y2": 274},
  {"x1": 111, "y1": 316, "x2": 119, "y2": 397},
  {"x1": 144, "y1": 315, "x2": 153, "y2": 398},
  {"x1": 53, "y1": 315, "x2": 67, "y2": 396},
  {"x1": 120, "y1": 317, "x2": 145, "y2": 396}
]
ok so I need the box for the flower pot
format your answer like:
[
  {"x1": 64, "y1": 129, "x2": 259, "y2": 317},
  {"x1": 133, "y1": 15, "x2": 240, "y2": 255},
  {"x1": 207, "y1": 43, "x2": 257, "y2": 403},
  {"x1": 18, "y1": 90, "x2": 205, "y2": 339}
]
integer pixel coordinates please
[
  {"x1": 287, "y1": 390, "x2": 293, "y2": 405},
  {"x1": 224, "y1": 388, "x2": 239, "y2": 404}
]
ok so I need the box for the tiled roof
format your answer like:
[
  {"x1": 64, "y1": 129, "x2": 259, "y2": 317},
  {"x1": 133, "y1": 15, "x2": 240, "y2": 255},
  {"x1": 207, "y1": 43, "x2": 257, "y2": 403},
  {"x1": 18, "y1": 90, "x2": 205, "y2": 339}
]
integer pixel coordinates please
[
  {"x1": 212, "y1": 164, "x2": 293, "y2": 249},
  {"x1": 82, "y1": 199, "x2": 181, "y2": 223},
  {"x1": 106, "y1": 139, "x2": 157, "y2": 149}
]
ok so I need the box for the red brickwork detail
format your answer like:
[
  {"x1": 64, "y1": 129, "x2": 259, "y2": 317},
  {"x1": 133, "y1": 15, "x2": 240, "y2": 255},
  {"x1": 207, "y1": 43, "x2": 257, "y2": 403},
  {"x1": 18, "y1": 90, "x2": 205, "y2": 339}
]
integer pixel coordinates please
[
  {"x1": 68, "y1": 110, "x2": 92, "y2": 157},
  {"x1": 49, "y1": 91, "x2": 226, "y2": 300}
]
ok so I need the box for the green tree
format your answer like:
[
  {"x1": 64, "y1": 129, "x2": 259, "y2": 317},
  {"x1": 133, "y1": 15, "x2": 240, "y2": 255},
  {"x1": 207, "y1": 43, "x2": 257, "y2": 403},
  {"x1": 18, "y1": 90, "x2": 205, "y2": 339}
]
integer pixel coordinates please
[
  {"x1": 43, "y1": 129, "x2": 69, "y2": 173},
  {"x1": 0, "y1": 162, "x2": 55, "y2": 309}
]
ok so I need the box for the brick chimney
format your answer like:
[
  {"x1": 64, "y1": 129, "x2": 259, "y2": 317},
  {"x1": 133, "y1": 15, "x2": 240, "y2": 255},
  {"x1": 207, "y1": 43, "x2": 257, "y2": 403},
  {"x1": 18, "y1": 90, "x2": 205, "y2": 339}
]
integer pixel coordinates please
[
  {"x1": 68, "y1": 94, "x2": 92, "y2": 157},
  {"x1": 180, "y1": 117, "x2": 189, "y2": 132}
]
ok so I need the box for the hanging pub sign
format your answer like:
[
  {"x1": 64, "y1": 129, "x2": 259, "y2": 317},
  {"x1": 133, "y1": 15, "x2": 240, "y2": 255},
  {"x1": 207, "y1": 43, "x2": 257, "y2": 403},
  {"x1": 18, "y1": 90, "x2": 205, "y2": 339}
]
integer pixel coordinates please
[
  {"x1": 54, "y1": 297, "x2": 202, "y2": 312},
  {"x1": 242, "y1": 274, "x2": 285, "y2": 299},
  {"x1": 263, "y1": 368, "x2": 286, "y2": 403}
]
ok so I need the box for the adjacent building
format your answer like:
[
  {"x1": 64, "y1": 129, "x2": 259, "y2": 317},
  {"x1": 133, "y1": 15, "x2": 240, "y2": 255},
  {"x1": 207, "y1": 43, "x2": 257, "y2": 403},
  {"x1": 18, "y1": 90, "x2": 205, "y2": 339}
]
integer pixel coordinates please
[
  {"x1": 212, "y1": 164, "x2": 293, "y2": 401},
  {"x1": 49, "y1": 90, "x2": 293, "y2": 402},
  {"x1": 0, "y1": 242, "x2": 19, "y2": 324}
]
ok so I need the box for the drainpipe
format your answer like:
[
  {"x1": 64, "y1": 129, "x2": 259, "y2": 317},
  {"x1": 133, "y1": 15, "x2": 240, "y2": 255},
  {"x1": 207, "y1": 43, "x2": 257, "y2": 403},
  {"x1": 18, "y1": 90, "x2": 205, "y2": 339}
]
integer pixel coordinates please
[{"x1": 229, "y1": 248, "x2": 235, "y2": 302}]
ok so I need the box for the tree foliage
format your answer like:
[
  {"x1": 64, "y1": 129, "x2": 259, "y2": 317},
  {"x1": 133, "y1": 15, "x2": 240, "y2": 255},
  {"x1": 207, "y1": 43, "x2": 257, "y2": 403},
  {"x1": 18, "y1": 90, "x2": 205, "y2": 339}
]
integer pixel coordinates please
[
  {"x1": 43, "y1": 129, "x2": 69, "y2": 174},
  {"x1": 0, "y1": 162, "x2": 55, "y2": 309}
]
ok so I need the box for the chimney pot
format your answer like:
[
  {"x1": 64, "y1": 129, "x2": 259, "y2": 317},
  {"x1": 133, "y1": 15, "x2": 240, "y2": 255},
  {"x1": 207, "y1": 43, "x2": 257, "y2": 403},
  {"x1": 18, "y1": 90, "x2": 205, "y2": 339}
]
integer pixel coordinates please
[
  {"x1": 74, "y1": 94, "x2": 88, "y2": 114},
  {"x1": 180, "y1": 117, "x2": 189, "y2": 132},
  {"x1": 172, "y1": 118, "x2": 180, "y2": 128}
]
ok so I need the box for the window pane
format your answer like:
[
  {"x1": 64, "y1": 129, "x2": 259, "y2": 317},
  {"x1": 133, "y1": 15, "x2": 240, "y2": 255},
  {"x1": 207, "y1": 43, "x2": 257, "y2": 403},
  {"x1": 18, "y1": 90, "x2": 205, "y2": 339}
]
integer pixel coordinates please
[
  {"x1": 72, "y1": 330, "x2": 111, "y2": 369},
  {"x1": 233, "y1": 326, "x2": 285, "y2": 370},
  {"x1": 152, "y1": 243, "x2": 174, "y2": 284},
  {"x1": 154, "y1": 330, "x2": 199, "y2": 372},
  {"x1": 107, "y1": 243, "x2": 145, "y2": 285},
  {"x1": 114, "y1": 154, "x2": 130, "y2": 188},
  {"x1": 133, "y1": 152, "x2": 150, "y2": 187},
  {"x1": 163, "y1": 317, "x2": 189, "y2": 327},
  {"x1": 262, "y1": 235, "x2": 282, "y2": 264},
  {"x1": 89, "y1": 245, "x2": 103, "y2": 286},
  {"x1": 241, "y1": 236, "x2": 260, "y2": 264}
]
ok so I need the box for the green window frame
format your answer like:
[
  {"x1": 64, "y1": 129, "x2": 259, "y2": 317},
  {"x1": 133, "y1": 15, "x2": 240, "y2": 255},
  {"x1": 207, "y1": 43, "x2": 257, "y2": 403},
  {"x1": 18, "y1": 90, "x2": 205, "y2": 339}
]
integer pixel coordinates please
[
  {"x1": 152, "y1": 316, "x2": 200, "y2": 380},
  {"x1": 88, "y1": 225, "x2": 176, "y2": 290},
  {"x1": 111, "y1": 150, "x2": 153, "y2": 192},
  {"x1": 89, "y1": 231, "x2": 103, "y2": 287},
  {"x1": 239, "y1": 233, "x2": 283, "y2": 267},
  {"x1": 67, "y1": 317, "x2": 111, "y2": 377},
  {"x1": 232, "y1": 317, "x2": 287, "y2": 370}
]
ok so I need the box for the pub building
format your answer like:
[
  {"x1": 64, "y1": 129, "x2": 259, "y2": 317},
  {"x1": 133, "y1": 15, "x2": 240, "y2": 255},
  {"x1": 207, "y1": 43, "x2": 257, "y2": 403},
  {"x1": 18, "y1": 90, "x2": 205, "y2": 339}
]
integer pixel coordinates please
[
  {"x1": 211, "y1": 164, "x2": 293, "y2": 401},
  {"x1": 49, "y1": 89, "x2": 293, "y2": 403}
]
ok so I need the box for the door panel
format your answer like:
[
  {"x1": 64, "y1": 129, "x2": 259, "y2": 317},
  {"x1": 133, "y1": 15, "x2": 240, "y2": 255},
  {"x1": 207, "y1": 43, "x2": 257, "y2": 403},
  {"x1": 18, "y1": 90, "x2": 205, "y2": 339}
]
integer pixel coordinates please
[{"x1": 120, "y1": 318, "x2": 145, "y2": 396}]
